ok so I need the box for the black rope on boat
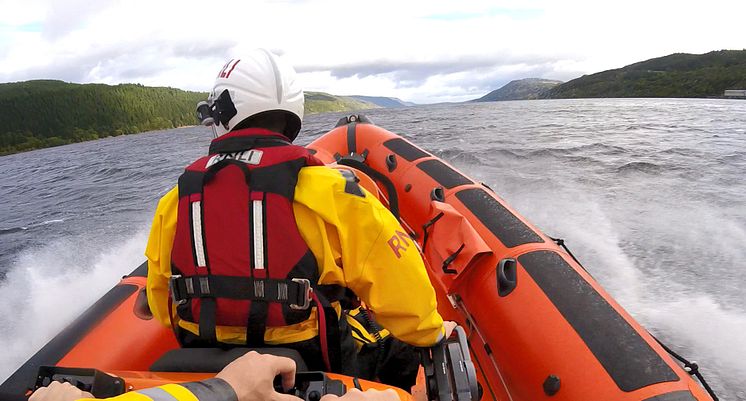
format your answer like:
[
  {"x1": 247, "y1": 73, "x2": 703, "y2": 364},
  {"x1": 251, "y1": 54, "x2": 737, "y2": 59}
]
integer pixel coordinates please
[
  {"x1": 652, "y1": 335, "x2": 719, "y2": 400},
  {"x1": 548, "y1": 236, "x2": 593, "y2": 276},
  {"x1": 549, "y1": 236, "x2": 583, "y2": 266}
]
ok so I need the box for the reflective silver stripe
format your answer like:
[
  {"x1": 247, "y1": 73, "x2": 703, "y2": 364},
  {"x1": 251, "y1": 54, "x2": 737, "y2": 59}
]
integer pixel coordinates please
[
  {"x1": 136, "y1": 387, "x2": 179, "y2": 401},
  {"x1": 185, "y1": 278, "x2": 195, "y2": 295},
  {"x1": 182, "y1": 379, "x2": 238, "y2": 401},
  {"x1": 192, "y1": 201, "x2": 207, "y2": 267},
  {"x1": 199, "y1": 277, "x2": 211, "y2": 295},
  {"x1": 252, "y1": 200, "x2": 265, "y2": 269},
  {"x1": 254, "y1": 280, "x2": 265, "y2": 298}
]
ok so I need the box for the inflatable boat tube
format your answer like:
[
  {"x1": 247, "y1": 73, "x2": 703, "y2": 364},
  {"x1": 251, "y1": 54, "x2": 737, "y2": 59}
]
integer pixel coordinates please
[
  {"x1": 0, "y1": 118, "x2": 714, "y2": 401},
  {"x1": 306, "y1": 118, "x2": 714, "y2": 401}
]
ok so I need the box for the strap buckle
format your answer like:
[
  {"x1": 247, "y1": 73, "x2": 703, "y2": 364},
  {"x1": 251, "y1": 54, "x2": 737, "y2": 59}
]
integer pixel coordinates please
[
  {"x1": 290, "y1": 278, "x2": 312, "y2": 310},
  {"x1": 169, "y1": 275, "x2": 187, "y2": 306}
]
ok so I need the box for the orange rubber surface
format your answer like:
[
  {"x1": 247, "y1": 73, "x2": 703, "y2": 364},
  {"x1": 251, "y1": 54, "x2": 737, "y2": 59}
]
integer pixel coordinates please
[
  {"x1": 307, "y1": 122, "x2": 713, "y2": 401},
  {"x1": 15, "y1": 122, "x2": 713, "y2": 401}
]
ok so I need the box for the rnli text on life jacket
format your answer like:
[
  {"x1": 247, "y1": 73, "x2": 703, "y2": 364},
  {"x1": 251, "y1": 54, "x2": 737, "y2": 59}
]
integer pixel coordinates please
[
  {"x1": 388, "y1": 230, "x2": 411, "y2": 258},
  {"x1": 205, "y1": 150, "x2": 264, "y2": 168}
]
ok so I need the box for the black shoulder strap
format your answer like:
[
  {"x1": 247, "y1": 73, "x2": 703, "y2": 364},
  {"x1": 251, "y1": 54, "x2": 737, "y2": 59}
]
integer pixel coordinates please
[
  {"x1": 209, "y1": 135, "x2": 290, "y2": 154},
  {"x1": 199, "y1": 298, "x2": 218, "y2": 343},
  {"x1": 203, "y1": 159, "x2": 252, "y2": 186},
  {"x1": 247, "y1": 301, "x2": 268, "y2": 347},
  {"x1": 336, "y1": 157, "x2": 400, "y2": 220},
  {"x1": 250, "y1": 158, "x2": 307, "y2": 201}
]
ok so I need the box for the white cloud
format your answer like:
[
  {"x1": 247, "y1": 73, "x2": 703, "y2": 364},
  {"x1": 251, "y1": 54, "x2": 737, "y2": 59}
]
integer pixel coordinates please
[{"x1": 0, "y1": 0, "x2": 743, "y2": 103}]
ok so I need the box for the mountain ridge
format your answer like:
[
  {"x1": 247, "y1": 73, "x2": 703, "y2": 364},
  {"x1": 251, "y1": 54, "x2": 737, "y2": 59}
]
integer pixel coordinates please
[
  {"x1": 348, "y1": 95, "x2": 415, "y2": 108},
  {"x1": 473, "y1": 78, "x2": 563, "y2": 101},
  {"x1": 544, "y1": 50, "x2": 746, "y2": 98}
]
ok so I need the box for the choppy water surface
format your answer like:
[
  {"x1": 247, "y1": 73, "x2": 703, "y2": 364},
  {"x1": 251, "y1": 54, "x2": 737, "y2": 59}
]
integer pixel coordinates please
[{"x1": 1, "y1": 98, "x2": 744, "y2": 399}]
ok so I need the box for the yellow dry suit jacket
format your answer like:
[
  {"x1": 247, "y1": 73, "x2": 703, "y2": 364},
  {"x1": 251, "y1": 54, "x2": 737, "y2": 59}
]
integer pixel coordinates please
[
  {"x1": 75, "y1": 383, "x2": 212, "y2": 401},
  {"x1": 146, "y1": 165, "x2": 445, "y2": 347}
]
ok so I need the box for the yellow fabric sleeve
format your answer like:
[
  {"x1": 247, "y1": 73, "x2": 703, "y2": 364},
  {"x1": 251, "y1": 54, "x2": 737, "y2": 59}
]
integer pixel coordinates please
[
  {"x1": 159, "y1": 384, "x2": 200, "y2": 401},
  {"x1": 294, "y1": 167, "x2": 445, "y2": 347},
  {"x1": 77, "y1": 383, "x2": 199, "y2": 401},
  {"x1": 145, "y1": 186, "x2": 179, "y2": 330}
]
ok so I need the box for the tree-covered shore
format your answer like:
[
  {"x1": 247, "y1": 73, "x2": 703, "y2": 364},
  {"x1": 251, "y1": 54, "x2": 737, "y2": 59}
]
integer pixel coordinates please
[
  {"x1": 544, "y1": 50, "x2": 746, "y2": 99},
  {"x1": 0, "y1": 81, "x2": 376, "y2": 155}
]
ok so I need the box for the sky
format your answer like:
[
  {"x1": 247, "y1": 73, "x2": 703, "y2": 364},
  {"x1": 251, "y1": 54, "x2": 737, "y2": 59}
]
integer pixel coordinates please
[{"x1": 0, "y1": 0, "x2": 744, "y2": 104}]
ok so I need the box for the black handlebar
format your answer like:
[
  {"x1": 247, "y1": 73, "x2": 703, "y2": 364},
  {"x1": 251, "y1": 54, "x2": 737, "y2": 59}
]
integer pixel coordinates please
[
  {"x1": 421, "y1": 326, "x2": 480, "y2": 401},
  {"x1": 276, "y1": 372, "x2": 346, "y2": 401}
]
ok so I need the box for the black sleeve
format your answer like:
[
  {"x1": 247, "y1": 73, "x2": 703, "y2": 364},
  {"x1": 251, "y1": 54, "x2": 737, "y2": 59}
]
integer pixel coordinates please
[{"x1": 180, "y1": 378, "x2": 238, "y2": 401}]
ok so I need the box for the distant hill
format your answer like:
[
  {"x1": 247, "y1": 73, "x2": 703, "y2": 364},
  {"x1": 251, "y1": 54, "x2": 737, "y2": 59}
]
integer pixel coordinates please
[
  {"x1": 348, "y1": 95, "x2": 415, "y2": 108},
  {"x1": 545, "y1": 50, "x2": 746, "y2": 99},
  {"x1": 473, "y1": 78, "x2": 563, "y2": 102},
  {"x1": 0, "y1": 81, "x2": 378, "y2": 155},
  {"x1": 305, "y1": 92, "x2": 379, "y2": 114}
]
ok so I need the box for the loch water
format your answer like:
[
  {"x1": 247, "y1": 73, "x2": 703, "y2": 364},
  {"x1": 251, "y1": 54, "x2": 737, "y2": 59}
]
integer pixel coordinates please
[{"x1": 1, "y1": 98, "x2": 745, "y2": 399}]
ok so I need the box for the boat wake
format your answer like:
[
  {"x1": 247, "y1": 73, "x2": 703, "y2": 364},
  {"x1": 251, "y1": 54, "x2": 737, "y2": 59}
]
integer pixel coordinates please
[
  {"x1": 532, "y1": 187, "x2": 746, "y2": 399},
  {"x1": 643, "y1": 294, "x2": 746, "y2": 397},
  {"x1": 458, "y1": 157, "x2": 746, "y2": 400},
  {"x1": 0, "y1": 230, "x2": 148, "y2": 382}
]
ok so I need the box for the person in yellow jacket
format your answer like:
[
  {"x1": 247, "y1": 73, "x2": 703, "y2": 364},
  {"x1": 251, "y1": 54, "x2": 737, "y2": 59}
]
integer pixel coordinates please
[
  {"x1": 29, "y1": 351, "x2": 401, "y2": 401},
  {"x1": 146, "y1": 49, "x2": 454, "y2": 384}
]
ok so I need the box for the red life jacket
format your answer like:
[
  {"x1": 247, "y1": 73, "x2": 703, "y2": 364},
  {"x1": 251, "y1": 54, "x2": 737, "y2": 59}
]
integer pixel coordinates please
[{"x1": 169, "y1": 128, "x2": 329, "y2": 346}]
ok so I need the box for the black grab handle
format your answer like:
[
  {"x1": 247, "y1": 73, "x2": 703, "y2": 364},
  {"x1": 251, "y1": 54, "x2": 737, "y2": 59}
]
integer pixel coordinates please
[{"x1": 497, "y1": 258, "x2": 517, "y2": 297}]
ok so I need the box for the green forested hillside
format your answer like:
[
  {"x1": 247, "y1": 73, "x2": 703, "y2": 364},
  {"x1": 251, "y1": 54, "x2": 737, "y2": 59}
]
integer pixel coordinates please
[
  {"x1": 0, "y1": 80, "x2": 205, "y2": 154},
  {"x1": 304, "y1": 92, "x2": 378, "y2": 114},
  {"x1": 545, "y1": 50, "x2": 746, "y2": 99},
  {"x1": 0, "y1": 81, "x2": 378, "y2": 155}
]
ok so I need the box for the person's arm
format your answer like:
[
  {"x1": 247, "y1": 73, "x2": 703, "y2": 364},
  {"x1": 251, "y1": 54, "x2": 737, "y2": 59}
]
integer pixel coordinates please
[
  {"x1": 294, "y1": 167, "x2": 446, "y2": 347},
  {"x1": 28, "y1": 352, "x2": 297, "y2": 401},
  {"x1": 214, "y1": 351, "x2": 298, "y2": 401},
  {"x1": 145, "y1": 186, "x2": 179, "y2": 328},
  {"x1": 341, "y1": 197, "x2": 445, "y2": 347},
  {"x1": 28, "y1": 352, "x2": 405, "y2": 401}
]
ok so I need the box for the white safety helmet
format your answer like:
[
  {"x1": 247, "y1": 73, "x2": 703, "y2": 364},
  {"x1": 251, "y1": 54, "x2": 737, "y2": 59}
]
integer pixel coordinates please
[{"x1": 196, "y1": 49, "x2": 304, "y2": 141}]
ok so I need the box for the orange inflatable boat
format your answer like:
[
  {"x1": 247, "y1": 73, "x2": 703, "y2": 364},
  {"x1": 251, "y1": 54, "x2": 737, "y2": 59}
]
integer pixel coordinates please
[{"x1": 0, "y1": 117, "x2": 716, "y2": 401}]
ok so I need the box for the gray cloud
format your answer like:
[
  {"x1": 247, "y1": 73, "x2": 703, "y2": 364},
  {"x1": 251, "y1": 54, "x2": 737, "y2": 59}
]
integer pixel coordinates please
[
  {"x1": 42, "y1": 0, "x2": 111, "y2": 39},
  {"x1": 167, "y1": 40, "x2": 239, "y2": 59},
  {"x1": 297, "y1": 53, "x2": 559, "y2": 84},
  {"x1": 2, "y1": 10, "x2": 582, "y2": 104},
  {"x1": 1, "y1": 48, "x2": 117, "y2": 83},
  {"x1": 453, "y1": 63, "x2": 577, "y2": 92},
  {"x1": 2, "y1": 38, "x2": 237, "y2": 84},
  {"x1": 298, "y1": 53, "x2": 577, "y2": 96}
]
